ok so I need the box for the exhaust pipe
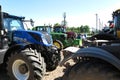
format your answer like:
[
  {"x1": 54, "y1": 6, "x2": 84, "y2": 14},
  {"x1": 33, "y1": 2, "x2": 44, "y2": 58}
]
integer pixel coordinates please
[
  {"x1": 0, "y1": 5, "x2": 3, "y2": 29},
  {"x1": 0, "y1": 5, "x2": 1, "y2": 35},
  {"x1": 0, "y1": 5, "x2": 5, "y2": 48}
]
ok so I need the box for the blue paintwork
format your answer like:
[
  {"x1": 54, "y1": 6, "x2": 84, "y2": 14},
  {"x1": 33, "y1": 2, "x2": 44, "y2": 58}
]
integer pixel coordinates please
[{"x1": 13, "y1": 30, "x2": 53, "y2": 47}]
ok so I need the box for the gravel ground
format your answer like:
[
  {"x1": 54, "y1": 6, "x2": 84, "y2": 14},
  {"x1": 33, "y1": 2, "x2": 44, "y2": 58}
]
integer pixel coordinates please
[
  {"x1": 42, "y1": 66, "x2": 66, "y2": 80},
  {"x1": 42, "y1": 51, "x2": 66, "y2": 80},
  {"x1": 43, "y1": 51, "x2": 75, "y2": 80}
]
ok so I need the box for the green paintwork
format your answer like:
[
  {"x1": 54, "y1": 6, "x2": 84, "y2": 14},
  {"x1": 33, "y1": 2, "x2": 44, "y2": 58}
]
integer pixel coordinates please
[{"x1": 32, "y1": 26, "x2": 82, "y2": 48}]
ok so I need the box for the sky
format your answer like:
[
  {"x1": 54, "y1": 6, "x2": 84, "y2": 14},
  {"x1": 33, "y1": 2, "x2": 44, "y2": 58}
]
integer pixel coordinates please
[{"x1": 0, "y1": 0, "x2": 120, "y2": 30}]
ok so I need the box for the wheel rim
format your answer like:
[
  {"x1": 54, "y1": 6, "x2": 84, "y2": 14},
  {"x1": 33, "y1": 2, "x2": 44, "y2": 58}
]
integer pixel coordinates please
[
  {"x1": 12, "y1": 59, "x2": 30, "y2": 80},
  {"x1": 54, "y1": 42, "x2": 61, "y2": 49}
]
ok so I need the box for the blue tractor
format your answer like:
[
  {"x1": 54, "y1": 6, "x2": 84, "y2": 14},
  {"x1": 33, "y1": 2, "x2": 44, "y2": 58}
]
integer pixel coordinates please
[{"x1": 0, "y1": 5, "x2": 60, "y2": 80}]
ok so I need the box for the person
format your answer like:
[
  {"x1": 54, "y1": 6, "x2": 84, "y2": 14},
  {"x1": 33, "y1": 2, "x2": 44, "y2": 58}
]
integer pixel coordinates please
[
  {"x1": 77, "y1": 33, "x2": 81, "y2": 39},
  {"x1": 108, "y1": 21, "x2": 114, "y2": 34},
  {"x1": 81, "y1": 34, "x2": 86, "y2": 40}
]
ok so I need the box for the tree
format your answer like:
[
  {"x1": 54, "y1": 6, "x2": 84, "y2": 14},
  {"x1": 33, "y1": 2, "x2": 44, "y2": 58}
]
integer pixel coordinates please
[
  {"x1": 84, "y1": 25, "x2": 90, "y2": 33},
  {"x1": 54, "y1": 23, "x2": 61, "y2": 27},
  {"x1": 80, "y1": 25, "x2": 84, "y2": 33},
  {"x1": 66, "y1": 25, "x2": 90, "y2": 33}
]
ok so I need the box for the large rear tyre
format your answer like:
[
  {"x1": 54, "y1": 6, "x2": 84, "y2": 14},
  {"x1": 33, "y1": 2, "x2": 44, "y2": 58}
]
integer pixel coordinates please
[
  {"x1": 62, "y1": 60, "x2": 120, "y2": 80},
  {"x1": 53, "y1": 40, "x2": 63, "y2": 50},
  {"x1": 6, "y1": 48, "x2": 45, "y2": 80}
]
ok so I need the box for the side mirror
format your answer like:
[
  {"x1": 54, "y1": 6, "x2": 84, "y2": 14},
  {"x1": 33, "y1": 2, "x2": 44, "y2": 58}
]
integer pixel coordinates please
[{"x1": 30, "y1": 19, "x2": 34, "y2": 27}]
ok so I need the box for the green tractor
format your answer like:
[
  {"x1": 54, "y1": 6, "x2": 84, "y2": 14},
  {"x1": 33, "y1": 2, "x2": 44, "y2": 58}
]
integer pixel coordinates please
[
  {"x1": 32, "y1": 25, "x2": 82, "y2": 50},
  {"x1": 60, "y1": 9, "x2": 120, "y2": 80}
]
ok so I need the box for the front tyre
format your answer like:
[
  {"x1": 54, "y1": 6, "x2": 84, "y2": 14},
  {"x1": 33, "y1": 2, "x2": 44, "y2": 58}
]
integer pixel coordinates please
[{"x1": 6, "y1": 49, "x2": 44, "y2": 80}]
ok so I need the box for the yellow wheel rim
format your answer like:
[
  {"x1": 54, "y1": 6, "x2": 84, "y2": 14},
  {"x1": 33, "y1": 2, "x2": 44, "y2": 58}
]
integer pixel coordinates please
[{"x1": 53, "y1": 42, "x2": 61, "y2": 49}]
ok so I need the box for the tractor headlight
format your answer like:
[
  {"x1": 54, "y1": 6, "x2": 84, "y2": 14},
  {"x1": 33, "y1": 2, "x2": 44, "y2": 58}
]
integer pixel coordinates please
[{"x1": 41, "y1": 35, "x2": 49, "y2": 45}]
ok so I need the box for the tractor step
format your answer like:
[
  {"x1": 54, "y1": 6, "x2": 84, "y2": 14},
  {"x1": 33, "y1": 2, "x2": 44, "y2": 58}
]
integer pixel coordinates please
[
  {"x1": 62, "y1": 47, "x2": 80, "y2": 59},
  {"x1": 63, "y1": 47, "x2": 80, "y2": 54},
  {"x1": 0, "y1": 49, "x2": 7, "y2": 64}
]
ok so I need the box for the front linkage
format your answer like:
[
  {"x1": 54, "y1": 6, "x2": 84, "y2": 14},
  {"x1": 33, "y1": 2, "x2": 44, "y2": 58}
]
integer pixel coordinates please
[{"x1": 35, "y1": 45, "x2": 61, "y2": 71}]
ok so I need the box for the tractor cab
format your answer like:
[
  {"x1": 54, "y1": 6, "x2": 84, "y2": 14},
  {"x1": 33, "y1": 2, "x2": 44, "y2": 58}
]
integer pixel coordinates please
[
  {"x1": 32, "y1": 26, "x2": 52, "y2": 33},
  {"x1": 0, "y1": 11, "x2": 25, "y2": 48},
  {"x1": 0, "y1": 12, "x2": 33, "y2": 48},
  {"x1": 53, "y1": 25, "x2": 77, "y2": 39},
  {"x1": 3, "y1": 13, "x2": 25, "y2": 31},
  {"x1": 53, "y1": 26, "x2": 66, "y2": 33}
]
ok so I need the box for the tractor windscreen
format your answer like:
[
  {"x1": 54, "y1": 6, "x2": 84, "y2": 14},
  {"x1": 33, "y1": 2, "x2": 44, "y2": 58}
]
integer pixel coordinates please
[
  {"x1": 54, "y1": 27, "x2": 66, "y2": 33},
  {"x1": 114, "y1": 15, "x2": 120, "y2": 29},
  {"x1": 33, "y1": 26, "x2": 52, "y2": 33},
  {"x1": 3, "y1": 18, "x2": 25, "y2": 31},
  {"x1": 113, "y1": 10, "x2": 120, "y2": 29}
]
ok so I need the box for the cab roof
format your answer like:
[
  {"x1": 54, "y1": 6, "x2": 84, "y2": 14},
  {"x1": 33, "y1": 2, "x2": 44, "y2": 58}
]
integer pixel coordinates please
[{"x1": 2, "y1": 12, "x2": 25, "y2": 20}]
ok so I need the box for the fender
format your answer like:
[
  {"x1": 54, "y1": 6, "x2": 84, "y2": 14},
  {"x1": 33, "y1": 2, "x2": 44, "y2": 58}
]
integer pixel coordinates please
[
  {"x1": 60, "y1": 47, "x2": 120, "y2": 70},
  {"x1": 3, "y1": 44, "x2": 33, "y2": 64}
]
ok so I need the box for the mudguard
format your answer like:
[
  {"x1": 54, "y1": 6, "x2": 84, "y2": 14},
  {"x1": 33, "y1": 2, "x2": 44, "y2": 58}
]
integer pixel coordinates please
[
  {"x1": 60, "y1": 46, "x2": 120, "y2": 70},
  {"x1": 3, "y1": 44, "x2": 33, "y2": 64}
]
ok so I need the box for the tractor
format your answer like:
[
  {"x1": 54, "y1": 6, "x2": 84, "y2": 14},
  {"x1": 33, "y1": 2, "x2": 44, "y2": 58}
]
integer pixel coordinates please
[
  {"x1": 60, "y1": 9, "x2": 120, "y2": 80},
  {"x1": 32, "y1": 25, "x2": 82, "y2": 50},
  {"x1": 0, "y1": 5, "x2": 61, "y2": 80}
]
